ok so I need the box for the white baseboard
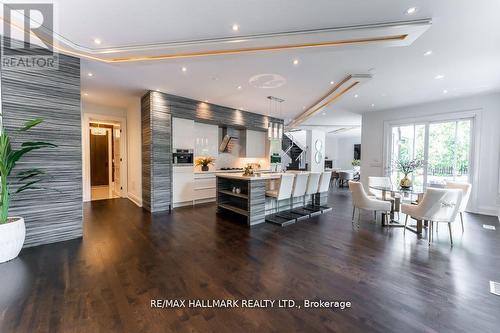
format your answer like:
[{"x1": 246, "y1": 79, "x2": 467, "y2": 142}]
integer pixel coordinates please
[
  {"x1": 127, "y1": 192, "x2": 142, "y2": 207},
  {"x1": 476, "y1": 205, "x2": 499, "y2": 217}
]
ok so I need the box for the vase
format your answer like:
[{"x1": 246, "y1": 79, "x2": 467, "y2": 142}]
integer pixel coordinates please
[
  {"x1": 0, "y1": 217, "x2": 25, "y2": 263},
  {"x1": 201, "y1": 165, "x2": 209, "y2": 171},
  {"x1": 400, "y1": 175, "x2": 412, "y2": 189}
]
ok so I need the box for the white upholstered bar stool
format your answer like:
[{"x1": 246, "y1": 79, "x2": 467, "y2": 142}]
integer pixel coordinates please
[
  {"x1": 315, "y1": 171, "x2": 333, "y2": 212},
  {"x1": 266, "y1": 173, "x2": 295, "y2": 213},
  {"x1": 445, "y1": 181, "x2": 472, "y2": 232},
  {"x1": 278, "y1": 172, "x2": 310, "y2": 221},
  {"x1": 401, "y1": 188, "x2": 462, "y2": 246},
  {"x1": 303, "y1": 172, "x2": 322, "y2": 216}
]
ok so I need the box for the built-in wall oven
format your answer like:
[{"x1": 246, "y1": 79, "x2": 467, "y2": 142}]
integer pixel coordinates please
[{"x1": 173, "y1": 149, "x2": 194, "y2": 165}]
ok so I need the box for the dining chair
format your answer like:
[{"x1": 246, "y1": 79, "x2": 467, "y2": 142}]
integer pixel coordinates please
[
  {"x1": 401, "y1": 188, "x2": 462, "y2": 246},
  {"x1": 338, "y1": 171, "x2": 353, "y2": 187},
  {"x1": 303, "y1": 172, "x2": 322, "y2": 215},
  {"x1": 348, "y1": 181, "x2": 391, "y2": 226},
  {"x1": 368, "y1": 176, "x2": 401, "y2": 219},
  {"x1": 445, "y1": 181, "x2": 472, "y2": 232}
]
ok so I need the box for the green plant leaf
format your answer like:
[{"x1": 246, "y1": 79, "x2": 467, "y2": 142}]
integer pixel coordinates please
[{"x1": 19, "y1": 118, "x2": 44, "y2": 131}]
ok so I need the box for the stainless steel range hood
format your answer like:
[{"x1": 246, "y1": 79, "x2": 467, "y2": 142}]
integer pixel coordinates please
[{"x1": 219, "y1": 127, "x2": 239, "y2": 152}]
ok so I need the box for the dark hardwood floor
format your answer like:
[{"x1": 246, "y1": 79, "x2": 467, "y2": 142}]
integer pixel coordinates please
[{"x1": 1, "y1": 188, "x2": 499, "y2": 333}]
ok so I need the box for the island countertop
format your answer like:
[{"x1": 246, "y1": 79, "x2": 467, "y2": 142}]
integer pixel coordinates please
[{"x1": 215, "y1": 172, "x2": 282, "y2": 181}]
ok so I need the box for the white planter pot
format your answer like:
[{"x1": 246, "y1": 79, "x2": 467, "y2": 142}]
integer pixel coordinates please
[{"x1": 0, "y1": 217, "x2": 25, "y2": 263}]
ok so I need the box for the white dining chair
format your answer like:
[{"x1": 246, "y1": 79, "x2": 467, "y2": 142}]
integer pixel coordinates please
[
  {"x1": 368, "y1": 176, "x2": 401, "y2": 219},
  {"x1": 401, "y1": 188, "x2": 462, "y2": 246},
  {"x1": 445, "y1": 181, "x2": 472, "y2": 232},
  {"x1": 315, "y1": 171, "x2": 333, "y2": 212},
  {"x1": 348, "y1": 181, "x2": 391, "y2": 226}
]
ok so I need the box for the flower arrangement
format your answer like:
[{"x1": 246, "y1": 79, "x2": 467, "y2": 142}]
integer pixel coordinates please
[
  {"x1": 351, "y1": 159, "x2": 361, "y2": 167},
  {"x1": 195, "y1": 156, "x2": 215, "y2": 171},
  {"x1": 393, "y1": 157, "x2": 425, "y2": 188}
]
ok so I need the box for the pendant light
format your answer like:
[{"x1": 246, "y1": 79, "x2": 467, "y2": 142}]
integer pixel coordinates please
[{"x1": 267, "y1": 96, "x2": 284, "y2": 140}]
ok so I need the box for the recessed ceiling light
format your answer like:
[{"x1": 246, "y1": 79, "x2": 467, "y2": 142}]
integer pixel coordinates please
[
  {"x1": 330, "y1": 81, "x2": 335, "y2": 85},
  {"x1": 232, "y1": 24, "x2": 239, "y2": 31},
  {"x1": 293, "y1": 59, "x2": 299, "y2": 65},
  {"x1": 435, "y1": 74, "x2": 445, "y2": 80},
  {"x1": 181, "y1": 67, "x2": 187, "y2": 72},
  {"x1": 93, "y1": 38, "x2": 101, "y2": 45},
  {"x1": 354, "y1": 94, "x2": 359, "y2": 98},
  {"x1": 155, "y1": 89, "x2": 160, "y2": 91},
  {"x1": 302, "y1": 106, "x2": 306, "y2": 109},
  {"x1": 204, "y1": 99, "x2": 209, "y2": 103},
  {"x1": 371, "y1": 103, "x2": 375, "y2": 107},
  {"x1": 406, "y1": 7, "x2": 418, "y2": 15},
  {"x1": 83, "y1": 92, "x2": 88, "y2": 96},
  {"x1": 443, "y1": 89, "x2": 448, "y2": 94},
  {"x1": 424, "y1": 50, "x2": 433, "y2": 56},
  {"x1": 322, "y1": 112, "x2": 326, "y2": 116},
  {"x1": 237, "y1": 85, "x2": 242, "y2": 90},
  {"x1": 87, "y1": 72, "x2": 93, "y2": 77}
]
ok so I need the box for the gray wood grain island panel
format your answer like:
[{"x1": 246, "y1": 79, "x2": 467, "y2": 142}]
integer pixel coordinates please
[{"x1": 1, "y1": 50, "x2": 82, "y2": 247}]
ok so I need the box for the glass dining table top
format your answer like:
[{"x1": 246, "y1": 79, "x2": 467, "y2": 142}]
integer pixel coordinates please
[{"x1": 368, "y1": 184, "x2": 426, "y2": 195}]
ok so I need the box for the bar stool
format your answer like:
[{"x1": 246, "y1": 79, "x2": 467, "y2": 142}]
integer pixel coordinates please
[
  {"x1": 265, "y1": 174, "x2": 295, "y2": 226},
  {"x1": 278, "y1": 172, "x2": 310, "y2": 221},
  {"x1": 315, "y1": 171, "x2": 333, "y2": 212},
  {"x1": 303, "y1": 172, "x2": 322, "y2": 216}
]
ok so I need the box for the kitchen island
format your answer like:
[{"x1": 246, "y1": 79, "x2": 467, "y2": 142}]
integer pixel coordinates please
[{"x1": 216, "y1": 173, "x2": 282, "y2": 226}]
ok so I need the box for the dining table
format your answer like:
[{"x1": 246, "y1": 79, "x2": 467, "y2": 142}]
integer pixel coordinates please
[{"x1": 369, "y1": 184, "x2": 427, "y2": 234}]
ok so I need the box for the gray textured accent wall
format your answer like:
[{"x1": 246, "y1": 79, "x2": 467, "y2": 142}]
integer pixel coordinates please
[
  {"x1": 141, "y1": 92, "x2": 172, "y2": 212},
  {"x1": 1, "y1": 50, "x2": 82, "y2": 247},
  {"x1": 141, "y1": 90, "x2": 283, "y2": 213}
]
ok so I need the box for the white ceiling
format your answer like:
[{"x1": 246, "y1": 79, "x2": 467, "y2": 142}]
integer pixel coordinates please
[{"x1": 50, "y1": 0, "x2": 500, "y2": 126}]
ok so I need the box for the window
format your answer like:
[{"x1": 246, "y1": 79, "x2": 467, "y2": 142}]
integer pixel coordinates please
[{"x1": 389, "y1": 118, "x2": 473, "y2": 187}]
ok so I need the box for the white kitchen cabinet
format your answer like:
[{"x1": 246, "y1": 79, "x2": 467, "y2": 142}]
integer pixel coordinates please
[
  {"x1": 172, "y1": 166, "x2": 194, "y2": 207},
  {"x1": 193, "y1": 173, "x2": 216, "y2": 202},
  {"x1": 194, "y1": 122, "x2": 219, "y2": 158},
  {"x1": 172, "y1": 117, "x2": 195, "y2": 149},
  {"x1": 244, "y1": 130, "x2": 267, "y2": 158}
]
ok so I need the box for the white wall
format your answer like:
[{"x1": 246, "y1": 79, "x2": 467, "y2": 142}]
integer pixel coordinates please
[
  {"x1": 126, "y1": 98, "x2": 142, "y2": 206},
  {"x1": 361, "y1": 92, "x2": 500, "y2": 216},
  {"x1": 306, "y1": 130, "x2": 325, "y2": 172},
  {"x1": 325, "y1": 135, "x2": 361, "y2": 169}
]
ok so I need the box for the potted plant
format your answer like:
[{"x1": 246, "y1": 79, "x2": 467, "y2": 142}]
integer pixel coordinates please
[
  {"x1": 195, "y1": 156, "x2": 215, "y2": 171},
  {"x1": 0, "y1": 118, "x2": 56, "y2": 263},
  {"x1": 393, "y1": 157, "x2": 424, "y2": 189},
  {"x1": 351, "y1": 159, "x2": 361, "y2": 172}
]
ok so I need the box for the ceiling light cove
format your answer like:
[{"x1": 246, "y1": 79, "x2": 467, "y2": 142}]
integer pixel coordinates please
[
  {"x1": 287, "y1": 74, "x2": 372, "y2": 129},
  {"x1": 5, "y1": 18, "x2": 431, "y2": 63}
]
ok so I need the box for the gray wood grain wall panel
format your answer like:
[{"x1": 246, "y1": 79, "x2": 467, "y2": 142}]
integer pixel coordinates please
[
  {"x1": 141, "y1": 90, "x2": 283, "y2": 213},
  {"x1": 141, "y1": 92, "x2": 172, "y2": 212},
  {"x1": 1, "y1": 50, "x2": 82, "y2": 247}
]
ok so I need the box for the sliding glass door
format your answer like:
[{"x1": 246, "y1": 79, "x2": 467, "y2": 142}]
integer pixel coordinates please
[{"x1": 389, "y1": 118, "x2": 472, "y2": 187}]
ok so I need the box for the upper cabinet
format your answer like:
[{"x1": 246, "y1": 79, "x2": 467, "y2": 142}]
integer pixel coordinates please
[
  {"x1": 241, "y1": 130, "x2": 267, "y2": 158},
  {"x1": 194, "y1": 122, "x2": 218, "y2": 157},
  {"x1": 172, "y1": 117, "x2": 195, "y2": 149}
]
